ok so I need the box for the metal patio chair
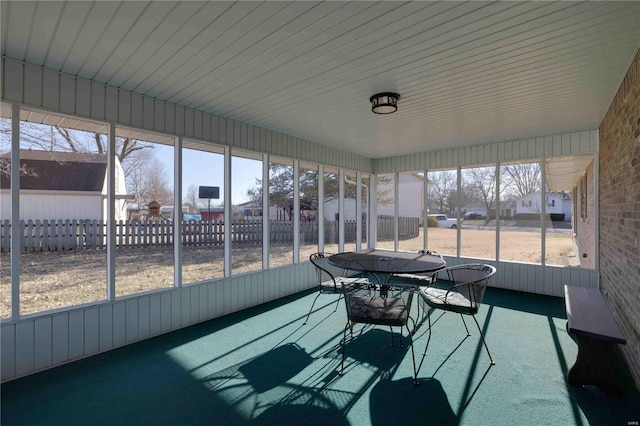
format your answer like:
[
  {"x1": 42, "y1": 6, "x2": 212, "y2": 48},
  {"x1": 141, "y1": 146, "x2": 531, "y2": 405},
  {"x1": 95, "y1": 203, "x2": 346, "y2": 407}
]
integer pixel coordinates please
[
  {"x1": 304, "y1": 253, "x2": 370, "y2": 325},
  {"x1": 388, "y1": 250, "x2": 445, "y2": 287},
  {"x1": 340, "y1": 285, "x2": 419, "y2": 385},
  {"x1": 418, "y1": 263, "x2": 497, "y2": 370}
]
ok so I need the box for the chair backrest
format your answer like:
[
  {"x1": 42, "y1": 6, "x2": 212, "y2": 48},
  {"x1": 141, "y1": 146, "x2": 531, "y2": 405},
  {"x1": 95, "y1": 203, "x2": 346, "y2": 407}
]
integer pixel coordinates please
[
  {"x1": 443, "y1": 264, "x2": 496, "y2": 310},
  {"x1": 345, "y1": 286, "x2": 414, "y2": 327},
  {"x1": 419, "y1": 249, "x2": 444, "y2": 261},
  {"x1": 417, "y1": 250, "x2": 445, "y2": 282},
  {"x1": 310, "y1": 252, "x2": 342, "y2": 288}
]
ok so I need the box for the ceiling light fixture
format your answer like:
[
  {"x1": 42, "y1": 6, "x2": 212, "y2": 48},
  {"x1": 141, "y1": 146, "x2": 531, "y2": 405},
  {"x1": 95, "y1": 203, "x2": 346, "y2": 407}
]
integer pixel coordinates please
[{"x1": 370, "y1": 92, "x2": 400, "y2": 114}]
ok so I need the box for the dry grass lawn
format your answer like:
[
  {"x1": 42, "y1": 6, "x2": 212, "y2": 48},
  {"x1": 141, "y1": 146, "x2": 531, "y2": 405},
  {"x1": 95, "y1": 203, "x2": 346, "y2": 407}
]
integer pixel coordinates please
[{"x1": 0, "y1": 227, "x2": 580, "y2": 318}]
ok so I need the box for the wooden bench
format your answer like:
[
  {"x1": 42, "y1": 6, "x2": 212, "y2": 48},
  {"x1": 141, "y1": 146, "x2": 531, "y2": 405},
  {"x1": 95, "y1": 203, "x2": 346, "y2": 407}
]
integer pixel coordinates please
[{"x1": 564, "y1": 285, "x2": 627, "y2": 395}]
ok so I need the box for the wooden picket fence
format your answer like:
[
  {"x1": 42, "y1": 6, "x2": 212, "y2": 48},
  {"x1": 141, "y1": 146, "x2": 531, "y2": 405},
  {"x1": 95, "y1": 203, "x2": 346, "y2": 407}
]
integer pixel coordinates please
[
  {"x1": 376, "y1": 215, "x2": 420, "y2": 241},
  {"x1": 0, "y1": 216, "x2": 418, "y2": 252}
]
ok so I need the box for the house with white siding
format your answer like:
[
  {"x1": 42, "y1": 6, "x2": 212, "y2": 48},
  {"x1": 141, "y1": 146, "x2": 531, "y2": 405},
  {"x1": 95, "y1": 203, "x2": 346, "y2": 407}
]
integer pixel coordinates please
[
  {"x1": 0, "y1": 150, "x2": 128, "y2": 221},
  {"x1": 376, "y1": 173, "x2": 426, "y2": 223},
  {"x1": 514, "y1": 191, "x2": 572, "y2": 221}
]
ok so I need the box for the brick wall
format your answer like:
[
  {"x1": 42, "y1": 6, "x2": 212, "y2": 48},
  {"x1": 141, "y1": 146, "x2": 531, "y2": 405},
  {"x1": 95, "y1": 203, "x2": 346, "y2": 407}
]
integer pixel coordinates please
[{"x1": 599, "y1": 49, "x2": 640, "y2": 388}]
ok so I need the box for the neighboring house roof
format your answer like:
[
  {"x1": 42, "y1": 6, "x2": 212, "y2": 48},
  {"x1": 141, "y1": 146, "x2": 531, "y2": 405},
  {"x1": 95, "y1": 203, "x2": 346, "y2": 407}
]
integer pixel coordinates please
[
  {"x1": 127, "y1": 203, "x2": 143, "y2": 211},
  {"x1": 401, "y1": 172, "x2": 431, "y2": 183},
  {"x1": 550, "y1": 191, "x2": 572, "y2": 200},
  {"x1": 1, "y1": 150, "x2": 107, "y2": 191},
  {"x1": 236, "y1": 200, "x2": 261, "y2": 209},
  {"x1": 514, "y1": 191, "x2": 572, "y2": 202},
  {"x1": 200, "y1": 207, "x2": 224, "y2": 213}
]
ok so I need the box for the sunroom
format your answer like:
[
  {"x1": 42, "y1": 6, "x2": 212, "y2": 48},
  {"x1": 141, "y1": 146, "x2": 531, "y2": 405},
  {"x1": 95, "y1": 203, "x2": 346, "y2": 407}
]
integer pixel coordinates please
[{"x1": 1, "y1": 2, "x2": 639, "y2": 424}]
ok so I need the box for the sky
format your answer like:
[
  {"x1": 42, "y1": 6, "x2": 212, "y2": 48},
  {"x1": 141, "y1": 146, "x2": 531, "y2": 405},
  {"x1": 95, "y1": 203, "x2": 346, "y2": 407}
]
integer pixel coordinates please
[
  {"x1": 6, "y1": 118, "x2": 262, "y2": 207},
  {"x1": 158, "y1": 145, "x2": 261, "y2": 206}
]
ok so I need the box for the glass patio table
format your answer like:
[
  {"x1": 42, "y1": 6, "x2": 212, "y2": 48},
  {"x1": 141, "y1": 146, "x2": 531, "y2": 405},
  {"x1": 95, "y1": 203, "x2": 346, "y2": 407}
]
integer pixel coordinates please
[{"x1": 328, "y1": 249, "x2": 446, "y2": 296}]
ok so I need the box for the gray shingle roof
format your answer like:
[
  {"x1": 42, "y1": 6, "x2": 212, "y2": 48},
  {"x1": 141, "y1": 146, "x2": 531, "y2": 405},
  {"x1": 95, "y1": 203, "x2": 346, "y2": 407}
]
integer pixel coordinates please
[{"x1": 1, "y1": 150, "x2": 107, "y2": 192}]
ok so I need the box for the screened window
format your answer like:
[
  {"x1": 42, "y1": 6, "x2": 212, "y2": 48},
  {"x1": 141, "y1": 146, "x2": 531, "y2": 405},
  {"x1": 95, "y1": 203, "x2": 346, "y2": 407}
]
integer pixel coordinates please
[
  {"x1": 426, "y1": 169, "x2": 458, "y2": 256},
  {"x1": 299, "y1": 162, "x2": 319, "y2": 260},
  {"x1": 460, "y1": 165, "x2": 497, "y2": 260},
  {"x1": 231, "y1": 150, "x2": 263, "y2": 274},
  {"x1": 0, "y1": 103, "x2": 12, "y2": 318},
  {"x1": 500, "y1": 161, "x2": 542, "y2": 264},
  {"x1": 343, "y1": 170, "x2": 358, "y2": 252},
  {"x1": 360, "y1": 173, "x2": 371, "y2": 250},
  {"x1": 9, "y1": 109, "x2": 110, "y2": 314},
  {"x1": 268, "y1": 157, "x2": 294, "y2": 267},
  {"x1": 398, "y1": 172, "x2": 424, "y2": 252},
  {"x1": 376, "y1": 174, "x2": 395, "y2": 250},
  {"x1": 115, "y1": 127, "x2": 175, "y2": 297},
  {"x1": 323, "y1": 167, "x2": 340, "y2": 253},
  {"x1": 181, "y1": 140, "x2": 225, "y2": 284}
]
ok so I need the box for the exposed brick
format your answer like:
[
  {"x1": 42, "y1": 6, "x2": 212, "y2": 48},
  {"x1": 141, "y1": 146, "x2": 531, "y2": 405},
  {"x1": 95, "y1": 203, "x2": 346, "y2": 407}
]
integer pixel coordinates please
[{"x1": 599, "y1": 49, "x2": 640, "y2": 389}]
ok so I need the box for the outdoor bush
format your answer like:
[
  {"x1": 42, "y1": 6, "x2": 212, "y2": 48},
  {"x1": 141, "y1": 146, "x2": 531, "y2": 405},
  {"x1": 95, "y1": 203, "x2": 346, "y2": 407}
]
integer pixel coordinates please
[{"x1": 426, "y1": 216, "x2": 440, "y2": 228}]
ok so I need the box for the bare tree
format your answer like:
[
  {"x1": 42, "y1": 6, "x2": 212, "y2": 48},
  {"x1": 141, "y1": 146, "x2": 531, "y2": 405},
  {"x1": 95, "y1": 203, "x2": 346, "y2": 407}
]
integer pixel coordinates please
[
  {"x1": 462, "y1": 166, "x2": 499, "y2": 220},
  {"x1": 129, "y1": 157, "x2": 173, "y2": 205},
  {"x1": 183, "y1": 184, "x2": 203, "y2": 213},
  {"x1": 1, "y1": 120, "x2": 154, "y2": 177},
  {"x1": 427, "y1": 170, "x2": 457, "y2": 214},
  {"x1": 2, "y1": 119, "x2": 175, "y2": 206},
  {"x1": 375, "y1": 175, "x2": 394, "y2": 207},
  {"x1": 0, "y1": 119, "x2": 35, "y2": 177},
  {"x1": 501, "y1": 162, "x2": 541, "y2": 197}
]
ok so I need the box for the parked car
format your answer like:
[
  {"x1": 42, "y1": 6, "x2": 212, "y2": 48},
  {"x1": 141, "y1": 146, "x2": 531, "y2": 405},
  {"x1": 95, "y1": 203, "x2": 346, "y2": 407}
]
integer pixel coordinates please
[
  {"x1": 428, "y1": 214, "x2": 459, "y2": 229},
  {"x1": 463, "y1": 212, "x2": 486, "y2": 220}
]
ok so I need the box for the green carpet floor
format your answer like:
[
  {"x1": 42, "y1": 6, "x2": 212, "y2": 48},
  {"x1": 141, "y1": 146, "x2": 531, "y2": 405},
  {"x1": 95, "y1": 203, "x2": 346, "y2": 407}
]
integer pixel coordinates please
[{"x1": 2, "y1": 287, "x2": 639, "y2": 425}]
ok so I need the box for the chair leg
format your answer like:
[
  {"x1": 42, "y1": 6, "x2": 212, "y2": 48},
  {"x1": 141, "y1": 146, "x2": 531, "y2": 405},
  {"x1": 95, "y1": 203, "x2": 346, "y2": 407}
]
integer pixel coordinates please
[
  {"x1": 407, "y1": 322, "x2": 419, "y2": 386},
  {"x1": 423, "y1": 309, "x2": 433, "y2": 356},
  {"x1": 418, "y1": 296, "x2": 430, "y2": 329},
  {"x1": 339, "y1": 321, "x2": 351, "y2": 376},
  {"x1": 303, "y1": 292, "x2": 321, "y2": 325},
  {"x1": 416, "y1": 308, "x2": 433, "y2": 379},
  {"x1": 460, "y1": 314, "x2": 471, "y2": 336},
  {"x1": 472, "y1": 315, "x2": 495, "y2": 365},
  {"x1": 333, "y1": 293, "x2": 343, "y2": 312},
  {"x1": 387, "y1": 326, "x2": 404, "y2": 347}
]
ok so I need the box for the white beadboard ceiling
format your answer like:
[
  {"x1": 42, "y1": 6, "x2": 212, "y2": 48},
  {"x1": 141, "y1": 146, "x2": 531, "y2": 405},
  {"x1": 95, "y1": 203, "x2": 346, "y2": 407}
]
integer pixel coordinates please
[{"x1": 2, "y1": 1, "x2": 639, "y2": 159}]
